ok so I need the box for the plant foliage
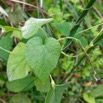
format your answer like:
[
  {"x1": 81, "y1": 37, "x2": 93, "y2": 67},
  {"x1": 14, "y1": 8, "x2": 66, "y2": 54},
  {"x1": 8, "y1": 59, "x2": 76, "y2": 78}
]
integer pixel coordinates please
[{"x1": 0, "y1": 0, "x2": 103, "y2": 103}]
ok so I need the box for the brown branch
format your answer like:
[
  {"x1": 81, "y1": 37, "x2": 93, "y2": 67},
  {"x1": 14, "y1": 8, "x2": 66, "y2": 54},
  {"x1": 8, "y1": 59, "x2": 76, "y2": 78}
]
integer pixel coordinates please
[{"x1": 9, "y1": 0, "x2": 48, "y2": 16}]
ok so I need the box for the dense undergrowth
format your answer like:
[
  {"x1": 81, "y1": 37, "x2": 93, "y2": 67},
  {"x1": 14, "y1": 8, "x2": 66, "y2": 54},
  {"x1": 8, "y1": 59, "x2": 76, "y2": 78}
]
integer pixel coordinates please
[{"x1": 0, "y1": 0, "x2": 103, "y2": 103}]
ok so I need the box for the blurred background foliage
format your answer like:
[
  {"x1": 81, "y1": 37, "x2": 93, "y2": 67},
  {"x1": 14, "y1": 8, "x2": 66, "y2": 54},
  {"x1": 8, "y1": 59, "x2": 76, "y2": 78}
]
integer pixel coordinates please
[{"x1": 0, "y1": 0, "x2": 103, "y2": 103}]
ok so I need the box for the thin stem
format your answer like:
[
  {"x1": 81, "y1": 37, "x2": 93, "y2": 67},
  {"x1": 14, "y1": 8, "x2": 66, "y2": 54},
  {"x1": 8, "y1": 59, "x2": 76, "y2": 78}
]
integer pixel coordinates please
[
  {"x1": 0, "y1": 47, "x2": 11, "y2": 53},
  {"x1": 58, "y1": 36, "x2": 87, "y2": 56},
  {"x1": 76, "y1": 22, "x2": 103, "y2": 35},
  {"x1": 58, "y1": 37, "x2": 81, "y2": 45},
  {"x1": 61, "y1": 51, "x2": 83, "y2": 58},
  {"x1": 92, "y1": 28, "x2": 103, "y2": 44}
]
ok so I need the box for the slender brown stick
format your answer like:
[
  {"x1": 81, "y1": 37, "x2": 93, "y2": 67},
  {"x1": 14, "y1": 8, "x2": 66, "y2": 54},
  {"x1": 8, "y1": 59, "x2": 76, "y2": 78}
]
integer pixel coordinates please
[
  {"x1": 0, "y1": 98, "x2": 7, "y2": 103},
  {"x1": 10, "y1": 0, "x2": 48, "y2": 16}
]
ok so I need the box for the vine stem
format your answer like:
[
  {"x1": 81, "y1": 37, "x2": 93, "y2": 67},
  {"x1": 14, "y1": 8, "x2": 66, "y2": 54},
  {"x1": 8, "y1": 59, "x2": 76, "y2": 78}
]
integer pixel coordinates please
[
  {"x1": 61, "y1": 28, "x2": 103, "y2": 83},
  {"x1": 58, "y1": 36, "x2": 88, "y2": 56},
  {"x1": 58, "y1": 36, "x2": 80, "y2": 43},
  {"x1": 61, "y1": 51, "x2": 83, "y2": 58},
  {"x1": 59, "y1": 37, "x2": 85, "y2": 58},
  {"x1": 75, "y1": 22, "x2": 103, "y2": 35}
]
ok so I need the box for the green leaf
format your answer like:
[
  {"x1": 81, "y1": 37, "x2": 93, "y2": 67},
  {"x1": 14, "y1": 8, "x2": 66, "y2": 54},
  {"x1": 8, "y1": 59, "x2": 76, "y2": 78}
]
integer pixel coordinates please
[
  {"x1": 78, "y1": 36, "x2": 88, "y2": 47},
  {"x1": 21, "y1": 18, "x2": 53, "y2": 39},
  {"x1": 2, "y1": 26, "x2": 22, "y2": 39},
  {"x1": 6, "y1": 76, "x2": 35, "y2": 92},
  {"x1": 89, "y1": 85, "x2": 103, "y2": 98},
  {"x1": 0, "y1": 19, "x2": 8, "y2": 26},
  {"x1": 45, "y1": 83, "x2": 69, "y2": 103},
  {"x1": 52, "y1": 22, "x2": 71, "y2": 36},
  {"x1": 0, "y1": 79, "x2": 5, "y2": 87},
  {"x1": 34, "y1": 78, "x2": 51, "y2": 92},
  {"x1": 96, "y1": 99, "x2": 103, "y2": 103},
  {"x1": 0, "y1": 33, "x2": 13, "y2": 60},
  {"x1": 9, "y1": 94, "x2": 31, "y2": 103},
  {"x1": 25, "y1": 37, "x2": 61, "y2": 81},
  {"x1": 83, "y1": 93, "x2": 95, "y2": 103},
  {"x1": 3, "y1": 26, "x2": 20, "y2": 32},
  {"x1": 7, "y1": 43, "x2": 31, "y2": 81},
  {"x1": 11, "y1": 30, "x2": 22, "y2": 40},
  {"x1": 34, "y1": 28, "x2": 49, "y2": 40}
]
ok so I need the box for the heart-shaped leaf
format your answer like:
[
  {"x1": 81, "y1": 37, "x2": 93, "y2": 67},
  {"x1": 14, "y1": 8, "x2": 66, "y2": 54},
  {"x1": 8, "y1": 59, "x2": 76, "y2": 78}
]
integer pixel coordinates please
[
  {"x1": 7, "y1": 43, "x2": 31, "y2": 81},
  {"x1": 25, "y1": 37, "x2": 61, "y2": 81},
  {"x1": 21, "y1": 18, "x2": 53, "y2": 39}
]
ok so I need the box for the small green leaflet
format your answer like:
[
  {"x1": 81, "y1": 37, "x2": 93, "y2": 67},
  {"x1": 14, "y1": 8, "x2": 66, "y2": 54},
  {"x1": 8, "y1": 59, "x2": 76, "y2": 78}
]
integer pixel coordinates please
[
  {"x1": 3, "y1": 26, "x2": 19, "y2": 32},
  {"x1": 7, "y1": 43, "x2": 31, "y2": 81},
  {"x1": 25, "y1": 37, "x2": 61, "y2": 81},
  {"x1": 83, "y1": 93, "x2": 95, "y2": 103},
  {"x1": 45, "y1": 82, "x2": 69, "y2": 103},
  {"x1": 21, "y1": 17, "x2": 53, "y2": 39}
]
